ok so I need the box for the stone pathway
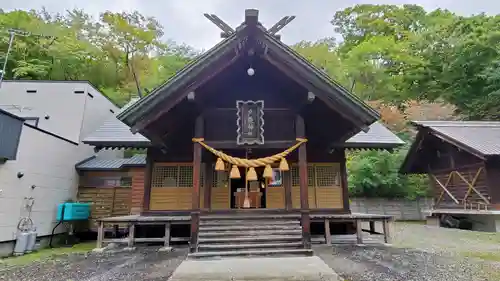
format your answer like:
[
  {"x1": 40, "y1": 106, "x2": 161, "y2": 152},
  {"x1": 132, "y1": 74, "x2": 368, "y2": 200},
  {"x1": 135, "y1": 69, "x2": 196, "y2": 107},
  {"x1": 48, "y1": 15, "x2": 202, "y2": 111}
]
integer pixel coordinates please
[{"x1": 167, "y1": 256, "x2": 342, "y2": 281}]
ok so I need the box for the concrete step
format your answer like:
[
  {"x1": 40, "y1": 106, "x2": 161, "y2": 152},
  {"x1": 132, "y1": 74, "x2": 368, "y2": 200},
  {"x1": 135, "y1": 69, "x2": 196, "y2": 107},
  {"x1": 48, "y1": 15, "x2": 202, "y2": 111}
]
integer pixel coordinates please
[
  {"x1": 199, "y1": 229, "x2": 302, "y2": 237},
  {"x1": 188, "y1": 248, "x2": 314, "y2": 259},
  {"x1": 200, "y1": 219, "x2": 300, "y2": 226},
  {"x1": 199, "y1": 224, "x2": 301, "y2": 232},
  {"x1": 201, "y1": 214, "x2": 301, "y2": 221},
  {"x1": 198, "y1": 241, "x2": 304, "y2": 251},
  {"x1": 199, "y1": 235, "x2": 302, "y2": 244}
]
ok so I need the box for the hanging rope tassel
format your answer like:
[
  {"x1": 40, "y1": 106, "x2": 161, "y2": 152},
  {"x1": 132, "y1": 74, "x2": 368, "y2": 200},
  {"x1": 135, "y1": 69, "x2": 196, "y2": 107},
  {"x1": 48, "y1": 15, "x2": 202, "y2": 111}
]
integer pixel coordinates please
[
  {"x1": 279, "y1": 157, "x2": 289, "y2": 171},
  {"x1": 263, "y1": 164, "x2": 273, "y2": 179},
  {"x1": 215, "y1": 157, "x2": 225, "y2": 171},
  {"x1": 230, "y1": 165, "x2": 241, "y2": 179},
  {"x1": 247, "y1": 167, "x2": 258, "y2": 181}
]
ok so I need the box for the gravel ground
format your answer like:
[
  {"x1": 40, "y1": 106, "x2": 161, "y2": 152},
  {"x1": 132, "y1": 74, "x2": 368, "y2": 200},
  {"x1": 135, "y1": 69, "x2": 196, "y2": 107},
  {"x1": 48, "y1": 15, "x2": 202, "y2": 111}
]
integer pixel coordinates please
[
  {"x1": 0, "y1": 246, "x2": 188, "y2": 281},
  {"x1": 317, "y1": 222, "x2": 500, "y2": 281}
]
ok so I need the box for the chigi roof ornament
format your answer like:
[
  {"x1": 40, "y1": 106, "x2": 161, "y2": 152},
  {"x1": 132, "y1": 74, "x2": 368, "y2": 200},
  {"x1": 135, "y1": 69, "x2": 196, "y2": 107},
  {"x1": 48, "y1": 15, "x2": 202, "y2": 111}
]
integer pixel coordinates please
[{"x1": 204, "y1": 9, "x2": 296, "y2": 41}]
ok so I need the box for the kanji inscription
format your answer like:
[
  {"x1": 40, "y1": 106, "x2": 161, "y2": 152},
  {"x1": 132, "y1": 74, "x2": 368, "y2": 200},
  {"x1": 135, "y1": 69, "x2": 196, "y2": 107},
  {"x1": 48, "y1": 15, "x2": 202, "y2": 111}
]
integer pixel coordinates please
[{"x1": 236, "y1": 100, "x2": 264, "y2": 145}]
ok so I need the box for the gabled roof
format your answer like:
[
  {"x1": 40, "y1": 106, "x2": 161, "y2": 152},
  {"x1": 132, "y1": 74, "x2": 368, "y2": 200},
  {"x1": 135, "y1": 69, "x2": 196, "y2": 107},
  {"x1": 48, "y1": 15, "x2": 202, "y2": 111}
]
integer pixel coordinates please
[
  {"x1": 117, "y1": 15, "x2": 379, "y2": 132},
  {"x1": 400, "y1": 121, "x2": 500, "y2": 173},
  {"x1": 413, "y1": 121, "x2": 500, "y2": 157},
  {"x1": 76, "y1": 154, "x2": 146, "y2": 171},
  {"x1": 345, "y1": 121, "x2": 405, "y2": 148},
  {"x1": 83, "y1": 98, "x2": 150, "y2": 148}
]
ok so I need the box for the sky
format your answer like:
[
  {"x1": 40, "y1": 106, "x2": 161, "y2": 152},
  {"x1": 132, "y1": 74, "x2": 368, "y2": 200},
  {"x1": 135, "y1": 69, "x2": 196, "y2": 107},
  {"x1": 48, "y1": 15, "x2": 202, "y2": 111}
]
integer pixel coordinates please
[{"x1": 2, "y1": 0, "x2": 500, "y2": 50}]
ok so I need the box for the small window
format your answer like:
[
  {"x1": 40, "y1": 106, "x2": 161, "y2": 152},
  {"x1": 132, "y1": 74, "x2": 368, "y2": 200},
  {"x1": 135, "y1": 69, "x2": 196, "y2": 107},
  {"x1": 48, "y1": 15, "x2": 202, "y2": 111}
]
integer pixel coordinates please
[
  {"x1": 87, "y1": 93, "x2": 94, "y2": 99},
  {"x1": 26, "y1": 90, "x2": 37, "y2": 93}
]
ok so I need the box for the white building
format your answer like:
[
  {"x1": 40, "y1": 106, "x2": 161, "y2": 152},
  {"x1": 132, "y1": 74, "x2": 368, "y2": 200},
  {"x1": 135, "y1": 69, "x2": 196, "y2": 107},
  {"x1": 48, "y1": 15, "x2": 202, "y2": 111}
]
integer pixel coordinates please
[{"x1": 0, "y1": 80, "x2": 122, "y2": 256}]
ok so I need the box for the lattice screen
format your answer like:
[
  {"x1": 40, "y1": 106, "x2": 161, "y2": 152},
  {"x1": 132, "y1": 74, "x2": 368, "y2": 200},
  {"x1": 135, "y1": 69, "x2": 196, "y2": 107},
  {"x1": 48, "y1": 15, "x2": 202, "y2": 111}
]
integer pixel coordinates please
[
  {"x1": 212, "y1": 169, "x2": 228, "y2": 188},
  {"x1": 315, "y1": 164, "x2": 340, "y2": 187},
  {"x1": 152, "y1": 164, "x2": 204, "y2": 188},
  {"x1": 291, "y1": 164, "x2": 339, "y2": 187},
  {"x1": 291, "y1": 165, "x2": 315, "y2": 186}
]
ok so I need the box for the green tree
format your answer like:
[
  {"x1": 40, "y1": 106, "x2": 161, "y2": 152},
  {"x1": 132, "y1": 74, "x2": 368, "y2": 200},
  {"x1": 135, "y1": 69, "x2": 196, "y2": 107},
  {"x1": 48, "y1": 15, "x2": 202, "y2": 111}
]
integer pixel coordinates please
[{"x1": 347, "y1": 147, "x2": 429, "y2": 199}]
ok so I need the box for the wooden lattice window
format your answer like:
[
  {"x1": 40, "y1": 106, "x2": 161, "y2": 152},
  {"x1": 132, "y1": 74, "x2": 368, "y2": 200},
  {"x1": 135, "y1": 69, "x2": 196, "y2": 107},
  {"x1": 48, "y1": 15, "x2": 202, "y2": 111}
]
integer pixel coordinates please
[
  {"x1": 315, "y1": 164, "x2": 340, "y2": 187},
  {"x1": 152, "y1": 164, "x2": 204, "y2": 188},
  {"x1": 291, "y1": 165, "x2": 315, "y2": 186},
  {"x1": 212, "y1": 169, "x2": 228, "y2": 188}
]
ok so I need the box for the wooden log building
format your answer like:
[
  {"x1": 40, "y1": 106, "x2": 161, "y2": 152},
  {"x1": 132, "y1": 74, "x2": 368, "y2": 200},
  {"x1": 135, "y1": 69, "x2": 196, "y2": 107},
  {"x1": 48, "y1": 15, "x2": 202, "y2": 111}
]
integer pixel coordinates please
[
  {"x1": 401, "y1": 121, "x2": 500, "y2": 232},
  {"x1": 77, "y1": 10, "x2": 404, "y2": 257}
]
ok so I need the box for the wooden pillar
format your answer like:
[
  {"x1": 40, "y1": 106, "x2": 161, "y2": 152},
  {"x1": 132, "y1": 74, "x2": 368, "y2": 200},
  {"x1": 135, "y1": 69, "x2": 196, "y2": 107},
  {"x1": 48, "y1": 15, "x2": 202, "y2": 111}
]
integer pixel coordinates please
[
  {"x1": 339, "y1": 148, "x2": 350, "y2": 213},
  {"x1": 190, "y1": 115, "x2": 203, "y2": 253},
  {"x1": 383, "y1": 218, "x2": 393, "y2": 244},
  {"x1": 164, "y1": 222, "x2": 171, "y2": 247},
  {"x1": 324, "y1": 218, "x2": 332, "y2": 245},
  {"x1": 96, "y1": 220, "x2": 104, "y2": 248},
  {"x1": 356, "y1": 219, "x2": 363, "y2": 244},
  {"x1": 127, "y1": 224, "x2": 135, "y2": 248},
  {"x1": 142, "y1": 149, "x2": 153, "y2": 212},
  {"x1": 204, "y1": 158, "x2": 213, "y2": 211},
  {"x1": 296, "y1": 115, "x2": 310, "y2": 249},
  {"x1": 284, "y1": 170, "x2": 292, "y2": 210}
]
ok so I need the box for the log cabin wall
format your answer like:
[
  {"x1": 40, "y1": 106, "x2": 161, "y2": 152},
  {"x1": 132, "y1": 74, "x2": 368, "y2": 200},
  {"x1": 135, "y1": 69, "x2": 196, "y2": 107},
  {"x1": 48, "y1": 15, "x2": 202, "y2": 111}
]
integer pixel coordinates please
[
  {"x1": 425, "y1": 139, "x2": 491, "y2": 209},
  {"x1": 486, "y1": 158, "x2": 500, "y2": 208},
  {"x1": 77, "y1": 171, "x2": 133, "y2": 228}
]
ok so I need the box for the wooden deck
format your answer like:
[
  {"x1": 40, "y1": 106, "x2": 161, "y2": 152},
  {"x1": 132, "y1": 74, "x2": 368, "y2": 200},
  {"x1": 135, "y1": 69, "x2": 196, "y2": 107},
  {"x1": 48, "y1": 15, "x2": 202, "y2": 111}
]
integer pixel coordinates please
[{"x1": 94, "y1": 211, "x2": 393, "y2": 249}]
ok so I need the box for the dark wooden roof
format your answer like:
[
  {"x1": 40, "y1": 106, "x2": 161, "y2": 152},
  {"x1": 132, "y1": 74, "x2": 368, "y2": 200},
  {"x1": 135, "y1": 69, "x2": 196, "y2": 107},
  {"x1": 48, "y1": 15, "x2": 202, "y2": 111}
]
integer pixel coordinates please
[
  {"x1": 400, "y1": 121, "x2": 500, "y2": 173},
  {"x1": 117, "y1": 10, "x2": 379, "y2": 134}
]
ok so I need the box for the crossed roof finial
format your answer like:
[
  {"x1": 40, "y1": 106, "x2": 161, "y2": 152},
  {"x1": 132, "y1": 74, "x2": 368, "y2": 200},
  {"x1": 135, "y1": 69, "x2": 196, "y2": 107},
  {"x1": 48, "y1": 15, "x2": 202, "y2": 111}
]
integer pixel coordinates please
[{"x1": 204, "y1": 9, "x2": 295, "y2": 40}]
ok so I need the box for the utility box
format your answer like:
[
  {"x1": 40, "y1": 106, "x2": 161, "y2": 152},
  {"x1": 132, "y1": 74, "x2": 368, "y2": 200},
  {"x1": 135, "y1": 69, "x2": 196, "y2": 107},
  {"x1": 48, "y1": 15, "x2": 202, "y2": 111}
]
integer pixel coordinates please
[{"x1": 56, "y1": 203, "x2": 91, "y2": 221}]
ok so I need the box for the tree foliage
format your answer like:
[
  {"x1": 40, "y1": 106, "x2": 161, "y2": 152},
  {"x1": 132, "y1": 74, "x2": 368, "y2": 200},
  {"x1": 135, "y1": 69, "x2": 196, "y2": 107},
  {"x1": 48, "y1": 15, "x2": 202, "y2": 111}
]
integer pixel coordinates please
[
  {"x1": 347, "y1": 147, "x2": 429, "y2": 199},
  {"x1": 0, "y1": 9, "x2": 195, "y2": 106}
]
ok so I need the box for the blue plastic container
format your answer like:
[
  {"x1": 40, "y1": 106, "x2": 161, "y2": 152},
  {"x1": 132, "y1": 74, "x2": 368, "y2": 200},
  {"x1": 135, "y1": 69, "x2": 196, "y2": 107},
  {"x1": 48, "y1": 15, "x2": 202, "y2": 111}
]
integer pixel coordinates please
[{"x1": 56, "y1": 203, "x2": 91, "y2": 221}]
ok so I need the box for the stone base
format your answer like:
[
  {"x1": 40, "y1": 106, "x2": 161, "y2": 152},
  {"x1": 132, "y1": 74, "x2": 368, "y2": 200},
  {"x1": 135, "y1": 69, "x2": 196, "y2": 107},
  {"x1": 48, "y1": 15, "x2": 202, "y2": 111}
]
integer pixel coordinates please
[
  {"x1": 92, "y1": 247, "x2": 106, "y2": 253},
  {"x1": 426, "y1": 216, "x2": 440, "y2": 227},
  {"x1": 123, "y1": 247, "x2": 136, "y2": 252},
  {"x1": 158, "y1": 246, "x2": 173, "y2": 252}
]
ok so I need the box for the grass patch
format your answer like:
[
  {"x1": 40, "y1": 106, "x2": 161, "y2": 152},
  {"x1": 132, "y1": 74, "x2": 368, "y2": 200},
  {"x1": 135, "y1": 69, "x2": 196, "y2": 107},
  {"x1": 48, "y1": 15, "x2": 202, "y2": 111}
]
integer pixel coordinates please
[
  {"x1": 461, "y1": 231, "x2": 500, "y2": 244},
  {"x1": 0, "y1": 242, "x2": 95, "y2": 268},
  {"x1": 463, "y1": 251, "x2": 500, "y2": 262}
]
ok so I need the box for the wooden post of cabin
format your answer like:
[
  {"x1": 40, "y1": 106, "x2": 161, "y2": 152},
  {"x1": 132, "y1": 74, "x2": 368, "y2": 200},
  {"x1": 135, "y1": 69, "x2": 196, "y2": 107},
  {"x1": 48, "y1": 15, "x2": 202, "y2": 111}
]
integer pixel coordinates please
[
  {"x1": 96, "y1": 220, "x2": 104, "y2": 249},
  {"x1": 296, "y1": 115, "x2": 311, "y2": 249},
  {"x1": 190, "y1": 115, "x2": 203, "y2": 253},
  {"x1": 340, "y1": 148, "x2": 350, "y2": 212},
  {"x1": 143, "y1": 149, "x2": 154, "y2": 212}
]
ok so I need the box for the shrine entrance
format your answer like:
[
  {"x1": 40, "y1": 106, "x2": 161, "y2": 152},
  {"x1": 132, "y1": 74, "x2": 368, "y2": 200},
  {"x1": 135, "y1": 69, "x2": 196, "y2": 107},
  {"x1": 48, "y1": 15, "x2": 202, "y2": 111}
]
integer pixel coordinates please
[{"x1": 230, "y1": 167, "x2": 267, "y2": 209}]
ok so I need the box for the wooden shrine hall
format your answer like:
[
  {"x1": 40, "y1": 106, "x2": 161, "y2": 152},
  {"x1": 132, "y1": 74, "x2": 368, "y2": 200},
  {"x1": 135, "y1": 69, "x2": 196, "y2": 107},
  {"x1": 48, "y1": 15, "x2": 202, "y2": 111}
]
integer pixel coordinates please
[
  {"x1": 401, "y1": 121, "x2": 500, "y2": 232},
  {"x1": 79, "y1": 10, "x2": 404, "y2": 257}
]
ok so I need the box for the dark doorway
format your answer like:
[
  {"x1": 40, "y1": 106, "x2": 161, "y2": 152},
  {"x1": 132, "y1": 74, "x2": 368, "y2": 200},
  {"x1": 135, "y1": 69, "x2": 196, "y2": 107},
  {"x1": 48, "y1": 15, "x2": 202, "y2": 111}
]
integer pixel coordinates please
[
  {"x1": 230, "y1": 167, "x2": 268, "y2": 209},
  {"x1": 230, "y1": 167, "x2": 246, "y2": 208}
]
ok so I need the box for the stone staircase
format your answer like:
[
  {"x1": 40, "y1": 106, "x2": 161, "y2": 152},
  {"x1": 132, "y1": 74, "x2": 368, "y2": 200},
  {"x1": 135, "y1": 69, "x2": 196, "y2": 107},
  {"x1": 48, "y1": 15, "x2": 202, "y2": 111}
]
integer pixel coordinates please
[{"x1": 188, "y1": 213, "x2": 313, "y2": 259}]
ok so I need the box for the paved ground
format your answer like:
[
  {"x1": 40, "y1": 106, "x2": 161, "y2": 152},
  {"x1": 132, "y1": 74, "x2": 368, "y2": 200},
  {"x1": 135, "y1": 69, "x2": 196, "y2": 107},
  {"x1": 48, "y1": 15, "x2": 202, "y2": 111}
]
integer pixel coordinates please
[
  {"x1": 168, "y1": 256, "x2": 341, "y2": 281},
  {"x1": 2, "y1": 222, "x2": 500, "y2": 281}
]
